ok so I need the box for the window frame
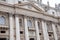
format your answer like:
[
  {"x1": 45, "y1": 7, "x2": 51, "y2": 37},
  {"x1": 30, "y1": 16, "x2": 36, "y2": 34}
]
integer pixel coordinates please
[
  {"x1": 0, "y1": 16, "x2": 6, "y2": 25},
  {"x1": 19, "y1": 19, "x2": 23, "y2": 27}
]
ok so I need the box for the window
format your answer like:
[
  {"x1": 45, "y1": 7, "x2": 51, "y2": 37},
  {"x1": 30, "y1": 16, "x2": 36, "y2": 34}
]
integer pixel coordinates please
[
  {"x1": 48, "y1": 32, "x2": 53, "y2": 37},
  {"x1": 39, "y1": 33, "x2": 42, "y2": 35},
  {"x1": 0, "y1": 38, "x2": 6, "y2": 40},
  {"x1": 20, "y1": 31, "x2": 23, "y2": 34},
  {"x1": 29, "y1": 38, "x2": 34, "y2": 40},
  {"x1": 38, "y1": 21, "x2": 42, "y2": 30},
  {"x1": 0, "y1": 31, "x2": 6, "y2": 33},
  {"x1": 49, "y1": 34, "x2": 51, "y2": 37},
  {"x1": 0, "y1": 16, "x2": 5, "y2": 25},
  {"x1": 19, "y1": 19, "x2": 22, "y2": 26},
  {"x1": 27, "y1": 20, "x2": 32, "y2": 27},
  {"x1": 47, "y1": 22, "x2": 52, "y2": 31},
  {"x1": 52, "y1": 12, "x2": 54, "y2": 14}
]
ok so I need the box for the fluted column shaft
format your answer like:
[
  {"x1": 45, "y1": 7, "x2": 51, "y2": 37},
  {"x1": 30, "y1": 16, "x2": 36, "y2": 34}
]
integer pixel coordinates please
[
  {"x1": 35, "y1": 19, "x2": 40, "y2": 40},
  {"x1": 24, "y1": 17, "x2": 29, "y2": 40},
  {"x1": 15, "y1": 15, "x2": 20, "y2": 40},
  {"x1": 42, "y1": 21, "x2": 49, "y2": 40},
  {"x1": 9, "y1": 14, "x2": 14, "y2": 40},
  {"x1": 52, "y1": 23, "x2": 58, "y2": 40}
]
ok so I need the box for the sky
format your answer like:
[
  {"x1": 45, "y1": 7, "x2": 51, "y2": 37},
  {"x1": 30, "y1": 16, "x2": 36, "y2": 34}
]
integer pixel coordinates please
[{"x1": 42, "y1": 0, "x2": 60, "y2": 7}]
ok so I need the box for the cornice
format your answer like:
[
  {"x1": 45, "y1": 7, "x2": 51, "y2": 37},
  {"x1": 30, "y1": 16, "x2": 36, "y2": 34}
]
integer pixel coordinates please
[
  {"x1": 0, "y1": 2, "x2": 60, "y2": 23},
  {"x1": 14, "y1": 6, "x2": 58, "y2": 19}
]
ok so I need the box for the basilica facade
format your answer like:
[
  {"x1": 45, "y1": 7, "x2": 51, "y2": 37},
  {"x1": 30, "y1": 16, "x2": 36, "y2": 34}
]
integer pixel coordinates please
[{"x1": 0, "y1": 0, "x2": 60, "y2": 40}]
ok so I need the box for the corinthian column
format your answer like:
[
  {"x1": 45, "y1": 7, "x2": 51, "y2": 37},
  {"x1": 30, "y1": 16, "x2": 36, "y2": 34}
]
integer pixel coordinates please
[
  {"x1": 15, "y1": 15, "x2": 20, "y2": 40},
  {"x1": 24, "y1": 17, "x2": 29, "y2": 40},
  {"x1": 9, "y1": 14, "x2": 14, "y2": 40},
  {"x1": 52, "y1": 23, "x2": 58, "y2": 40},
  {"x1": 42, "y1": 21, "x2": 49, "y2": 40},
  {"x1": 35, "y1": 19, "x2": 40, "y2": 40}
]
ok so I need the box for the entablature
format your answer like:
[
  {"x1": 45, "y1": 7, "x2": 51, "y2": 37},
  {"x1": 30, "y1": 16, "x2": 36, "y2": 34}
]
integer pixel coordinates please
[{"x1": 0, "y1": 2, "x2": 59, "y2": 23}]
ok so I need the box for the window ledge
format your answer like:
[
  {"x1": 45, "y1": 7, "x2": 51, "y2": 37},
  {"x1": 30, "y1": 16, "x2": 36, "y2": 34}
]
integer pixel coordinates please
[
  {"x1": 28, "y1": 27, "x2": 35, "y2": 31},
  {"x1": 0, "y1": 25, "x2": 8, "y2": 28}
]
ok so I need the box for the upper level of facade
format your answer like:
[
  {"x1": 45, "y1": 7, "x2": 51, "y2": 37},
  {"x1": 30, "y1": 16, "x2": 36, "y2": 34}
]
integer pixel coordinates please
[
  {"x1": 0, "y1": 1, "x2": 60, "y2": 40},
  {"x1": 0, "y1": 0, "x2": 60, "y2": 17},
  {"x1": 0, "y1": 0, "x2": 60, "y2": 24}
]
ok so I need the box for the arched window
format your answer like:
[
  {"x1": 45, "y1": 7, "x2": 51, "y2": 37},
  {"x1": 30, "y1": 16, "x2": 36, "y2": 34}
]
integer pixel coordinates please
[{"x1": 0, "y1": 16, "x2": 5, "y2": 25}]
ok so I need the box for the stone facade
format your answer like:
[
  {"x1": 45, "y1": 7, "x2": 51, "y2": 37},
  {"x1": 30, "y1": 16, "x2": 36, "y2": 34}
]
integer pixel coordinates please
[{"x1": 0, "y1": 0, "x2": 60, "y2": 40}]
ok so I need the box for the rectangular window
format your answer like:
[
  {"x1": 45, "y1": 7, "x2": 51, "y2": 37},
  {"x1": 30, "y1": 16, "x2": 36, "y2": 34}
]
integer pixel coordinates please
[
  {"x1": 47, "y1": 22, "x2": 53, "y2": 31},
  {"x1": 38, "y1": 21, "x2": 42, "y2": 30},
  {"x1": 0, "y1": 31, "x2": 6, "y2": 33},
  {"x1": 48, "y1": 32, "x2": 54, "y2": 40},
  {"x1": 19, "y1": 19, "x2": 22, "y2": 26},
  {"x1": 20, "y1": 31, "x2": 23, "y2": 34},
  {"x1": 30, "y1": 38, "x2": 34, "y2": 40}
]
